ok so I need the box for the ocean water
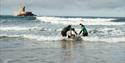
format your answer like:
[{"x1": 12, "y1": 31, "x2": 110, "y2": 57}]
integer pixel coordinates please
[{"x1": 0, "y1": 15, "x2": 125, "y2": 63}]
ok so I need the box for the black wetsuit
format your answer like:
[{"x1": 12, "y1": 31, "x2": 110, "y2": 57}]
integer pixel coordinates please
[{"x1": 61, "y1": 25, "x2": 71, "y2": 37}]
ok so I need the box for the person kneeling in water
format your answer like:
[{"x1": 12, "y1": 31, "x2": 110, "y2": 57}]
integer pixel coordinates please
[
  {"x1": 61, "y1": 25, "x2": 72, "y2": 37},
  {"x1": 79, "y1": 23, "x2": 88, "y2": 36}
]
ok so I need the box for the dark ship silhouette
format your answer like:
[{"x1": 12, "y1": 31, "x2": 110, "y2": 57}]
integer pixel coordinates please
[{"x1": 16, "y1": 5, "x2": 36, "y2": 16}]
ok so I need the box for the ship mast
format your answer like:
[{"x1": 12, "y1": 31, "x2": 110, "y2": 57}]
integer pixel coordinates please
[{"x1": 19, "y1": 0, "x2": 25, "y2": 13}]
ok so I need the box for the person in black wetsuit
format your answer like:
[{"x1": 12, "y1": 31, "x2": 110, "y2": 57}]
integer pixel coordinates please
[
  {"x1": 79, "y1": 23, "x2": 88, "y2": 36},
  {"x1": 61, "y1": 25, "x2": 71, "y2": 37}
]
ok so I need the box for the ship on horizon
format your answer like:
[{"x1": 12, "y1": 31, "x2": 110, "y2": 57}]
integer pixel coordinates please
[
  {"x1": 14, "y1": 1, "x2": 36, "y2": 16},
  {"x1": 16, "y1": 6, "x2": 36, "y2": 16}
]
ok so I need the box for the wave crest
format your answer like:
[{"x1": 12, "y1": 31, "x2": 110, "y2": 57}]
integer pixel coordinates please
[
  {"x1": 36, "y1": 16, "x2": 125, "y2": 25},
  {"x1": 0, "y1": 34, "x2": 125, "y2": 42}
]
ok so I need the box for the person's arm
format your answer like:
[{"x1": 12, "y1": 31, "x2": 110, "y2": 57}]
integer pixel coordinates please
[
  {"x1": 72, "y1": 29, "x2": 78, "y2": 35},
  {"x1": 79, "y1": 26, "x2": 84, "y2": 35},
  {"x1": 74, "y1": 31, "x2": 78, "y2": 35},
  {"x1": 79, "y1": 30, "x2": 82, "y2": 35}
]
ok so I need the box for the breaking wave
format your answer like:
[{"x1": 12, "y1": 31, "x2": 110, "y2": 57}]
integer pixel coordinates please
[
  {"x1": 36, "y1": 16, "x2": 125, "y2": 25},
  {"x1": 0, "y1": 26, "x2": 51, "y2": 31},
  {"x1": 0, "y1": 16, "x2": 125, "y2": 43},
  {"x1": 0, "y1": 34, "x2": 60, "y2": 41},
  {"x1": 0, "y1": 34, "x2": 125, "y2": 42}
]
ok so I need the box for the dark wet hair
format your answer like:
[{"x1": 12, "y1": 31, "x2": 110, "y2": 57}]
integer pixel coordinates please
[
  {"x1": 79, "y1": 23, "x2": 84, "y2": 26},
  {"x1": 67, "y1": 25, "x2": 71, "y2": 28}
]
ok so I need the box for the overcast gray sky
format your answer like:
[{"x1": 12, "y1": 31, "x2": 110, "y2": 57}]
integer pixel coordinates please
[{"x1": 0, "y1": 0, "x2": 125, "y2": 17}]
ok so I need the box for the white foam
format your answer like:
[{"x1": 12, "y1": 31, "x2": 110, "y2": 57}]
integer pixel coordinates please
[
  {"x1": 95, "y1": 28, "x2": 124, "y2": 36},
  {"x1": 23, "y1": 34, "x2": 125, "y2": 42},
  {"x1": 0, "y1": 34, "x2": 125, "y2": 42},
  {"x1": 22, "y1": 35, "x2": 60, "y2": 41},
  {"x1": 0, "y1": 34, "x2": 61, "y2": 41},
  {"x1": 37, "y1": 17, "x2": 125, "y2": 25},
  {"x1": 0, "y1": 27, "x2": 30, "y2": 31},
  {"x1": 83, "y1": 36, "x2": 125, "y2": 42},
  {"x1": 0, "y1": 26, "x2": 47, "y2": 31}
]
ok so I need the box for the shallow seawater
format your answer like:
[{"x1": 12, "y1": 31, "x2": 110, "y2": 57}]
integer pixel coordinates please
[
  {"x1": 0, "y1": 38, "x2": 125, "y2": 63},
  {"x1": 0, "y1": 15, "x2": 125, "y2": 63}
]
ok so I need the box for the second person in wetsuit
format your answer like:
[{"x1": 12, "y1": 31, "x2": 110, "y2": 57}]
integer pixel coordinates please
[{"x1": 79, "y1": 23, "x2": 88, "y2": 36}]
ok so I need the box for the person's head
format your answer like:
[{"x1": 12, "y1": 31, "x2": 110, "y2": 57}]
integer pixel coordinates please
[
  {"x1": 79, "y1": 23, "x2": 84, "y2": 26},
  {"x1": 67, "y1": 25, "x2": 71, "y2": 28}
]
